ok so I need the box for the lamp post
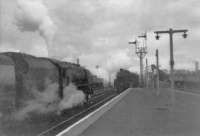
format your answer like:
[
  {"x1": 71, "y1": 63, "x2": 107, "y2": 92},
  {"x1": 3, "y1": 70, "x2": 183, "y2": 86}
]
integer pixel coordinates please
[{"x1": 154, "y1": 28, "x2": 188, "y2": 104}]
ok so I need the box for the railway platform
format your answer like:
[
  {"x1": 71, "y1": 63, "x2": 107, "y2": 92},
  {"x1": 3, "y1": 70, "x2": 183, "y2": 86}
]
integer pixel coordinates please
[{"x1": 79, "y1": 88, "x2": 200, "y2": 136}]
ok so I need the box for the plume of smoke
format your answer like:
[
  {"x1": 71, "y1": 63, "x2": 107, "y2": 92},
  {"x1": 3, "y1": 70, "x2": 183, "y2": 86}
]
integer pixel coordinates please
[
  {"x1": 87, "y1": 66, "x2": 109, "y2": 84},
  {"x1": 59, "y1": 83, "x2": 86, "y2": 111},
  {"x1": 15, "y1": 0, "x2": 56, "y2": 56},
  {"x1": 14, "y1": 81, "x2": 85, "y2": 120},
  {"x1": 14, "y1": 82, "x2": 59, "y2": 120}
]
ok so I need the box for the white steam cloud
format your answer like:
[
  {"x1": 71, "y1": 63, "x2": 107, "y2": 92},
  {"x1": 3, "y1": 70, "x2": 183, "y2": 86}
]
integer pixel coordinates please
[
  {"x1": 15, "y1": 0, "x2": 56, "y2": 56},
  {"x1": 87, "y1": 66, "x2": 109, "y2": 83},
  {"x1": 14, "y1": 82, "x2": 85, "y2": 120},
  {"x1": 83, "y1": 49, "x2": 133, "y2": 84},
  {"x1": 59, "y1": 84, "x2": 86, "y2": 111}
]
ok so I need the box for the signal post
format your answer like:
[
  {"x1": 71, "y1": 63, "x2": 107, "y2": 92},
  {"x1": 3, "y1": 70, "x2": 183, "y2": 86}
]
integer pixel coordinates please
[{"x1": 129, "y1": 33, "x2": 147, "y2": 87}]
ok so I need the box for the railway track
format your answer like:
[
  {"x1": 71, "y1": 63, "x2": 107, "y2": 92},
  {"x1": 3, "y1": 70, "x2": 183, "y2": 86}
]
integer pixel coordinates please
[
  {"x1": 1, "y1": 88, "x2": 117, "y2": 136},
  {"x1": 38, "y1": 90, "x2": 116, "y2": 136}
]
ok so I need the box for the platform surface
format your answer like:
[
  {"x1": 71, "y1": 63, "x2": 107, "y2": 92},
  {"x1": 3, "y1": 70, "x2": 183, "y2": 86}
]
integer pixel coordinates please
[{"x1": 79, "y1": 88, "x2": 200, "y2": 136}]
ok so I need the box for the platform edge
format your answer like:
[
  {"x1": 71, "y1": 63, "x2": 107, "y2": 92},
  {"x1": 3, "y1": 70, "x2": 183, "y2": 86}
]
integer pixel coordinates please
[{"x1": 57, "y1": 88, "x2": 132, "y2": 136}]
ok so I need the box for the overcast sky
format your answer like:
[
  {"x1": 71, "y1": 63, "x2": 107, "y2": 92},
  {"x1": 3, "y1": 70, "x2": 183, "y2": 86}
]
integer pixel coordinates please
[{"x1": 0, "y1": 0, "x2": 200, "y2": 79}]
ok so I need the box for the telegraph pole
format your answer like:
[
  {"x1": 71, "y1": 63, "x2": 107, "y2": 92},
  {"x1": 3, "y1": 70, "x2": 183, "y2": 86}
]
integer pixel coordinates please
[
  {"x1": 156, "y1": 49, "x2": 160, "y2": 95},
  {"x1": 145, "y1": 58, "x2": 149, "y2": 88},
  {"x1": 154, "y1": 28, "x2": 188, "y2": 104}
]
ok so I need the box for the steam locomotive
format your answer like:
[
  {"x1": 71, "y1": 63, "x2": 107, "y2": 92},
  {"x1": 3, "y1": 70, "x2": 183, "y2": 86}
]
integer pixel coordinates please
[
  {"x1": 114, "y1": 69, "x2": 139, "y2": 93},
  {"x1": 0, "y1": 52, "x2": 102, "y2": 116}
]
